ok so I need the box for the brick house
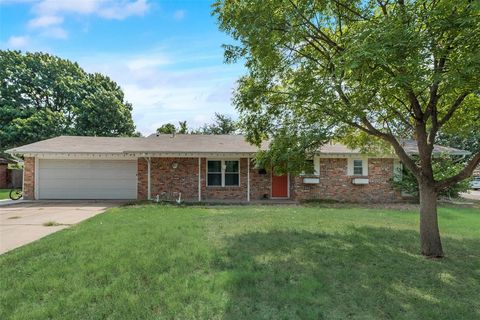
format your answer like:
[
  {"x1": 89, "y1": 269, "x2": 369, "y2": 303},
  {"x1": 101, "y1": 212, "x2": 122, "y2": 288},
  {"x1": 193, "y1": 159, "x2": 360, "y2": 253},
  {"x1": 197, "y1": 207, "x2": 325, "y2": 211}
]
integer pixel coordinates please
[
  {"x1": 6, "y1": 135, "x2": 469, "y2": 203},
  {"x1": 0, "y1": 157, "x2": 12, "y2": 189}
]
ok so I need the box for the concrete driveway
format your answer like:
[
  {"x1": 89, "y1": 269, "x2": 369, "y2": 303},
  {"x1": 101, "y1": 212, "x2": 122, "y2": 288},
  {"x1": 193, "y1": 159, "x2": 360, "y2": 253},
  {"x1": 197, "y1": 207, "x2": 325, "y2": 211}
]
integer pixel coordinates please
[
  {"x1": 0, "y1": 201, "x2": 120, "y2": 254},
  {"x1": 461, "y1": 190, "x2": 480, "y2": 201}
]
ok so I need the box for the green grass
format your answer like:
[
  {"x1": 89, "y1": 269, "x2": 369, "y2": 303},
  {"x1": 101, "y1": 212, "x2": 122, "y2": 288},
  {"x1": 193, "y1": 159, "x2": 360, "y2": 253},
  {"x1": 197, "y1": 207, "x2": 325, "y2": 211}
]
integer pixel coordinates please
[
  {"x1": 1, "y1": 205, "x2": 479, "y2": 319},
  {"x1": 0, "y1": 189, "x2": 10, "y2": 199},
  {"x1": 42, "y1": 221, "x2": 62, "y2": 227}
]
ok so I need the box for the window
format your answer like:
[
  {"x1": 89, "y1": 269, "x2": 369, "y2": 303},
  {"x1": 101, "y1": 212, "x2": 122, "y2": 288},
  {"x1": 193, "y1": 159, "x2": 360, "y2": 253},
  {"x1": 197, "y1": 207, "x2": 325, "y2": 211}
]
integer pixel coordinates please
[
  {"x1": 305, "y1": 160, "x2": 315, "y2": 175},
  {"x1": 393, "y1": 160, "x2": 403, "y2": 182},
  {"x1": 348, "y1": 158, "x2": 368, "y2": 176},
  {"x1": 207, "y1": 160, "x2": 240, "y2": 187},
  {"x1": 301, "y1": 157, "x2": 320, "y2": 176},
  {"x1": 207, "y1": 160, "x2": 222, "y2": 186},
  {"x1": 225, "y1": 160, "x2": 239, "y2": 186},
  {"x1": 353, "y1": 160, "x2": 363, "y2": 175}
]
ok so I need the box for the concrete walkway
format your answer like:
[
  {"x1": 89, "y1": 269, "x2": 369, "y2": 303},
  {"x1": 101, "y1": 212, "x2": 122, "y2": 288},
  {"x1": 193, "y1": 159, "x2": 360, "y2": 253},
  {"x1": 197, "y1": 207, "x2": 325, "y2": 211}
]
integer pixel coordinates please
[{"x1": 0, "y1": 201, "x2": 120, "y2": 254}]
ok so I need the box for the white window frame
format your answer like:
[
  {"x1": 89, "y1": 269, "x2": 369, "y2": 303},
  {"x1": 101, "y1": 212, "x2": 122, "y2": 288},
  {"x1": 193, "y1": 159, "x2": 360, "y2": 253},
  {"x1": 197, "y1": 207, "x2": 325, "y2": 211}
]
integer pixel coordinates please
[
  {"x1": 347, "y1": 157, "x2": 368, "y2": 176},
  {"x1": 300, "y1": 156, "x2": 320, "y2": 176},
  {"x1": 393, "y1": 159, "x2": 403, "y2": 182},
  {"x1": 206, "y1": 159, "x2": 240, "y2": 187},
  {"x1": 353, "y1": 159, "x2": 364, "y2": 176}
]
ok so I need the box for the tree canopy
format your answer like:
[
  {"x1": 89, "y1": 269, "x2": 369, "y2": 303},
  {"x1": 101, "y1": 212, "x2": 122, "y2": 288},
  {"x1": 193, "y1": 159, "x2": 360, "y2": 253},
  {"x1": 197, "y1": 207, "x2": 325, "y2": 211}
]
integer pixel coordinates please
[
  {"x1": 214, "y1": 0, "x2": 480, "y2": 257},
  {"x1": 157, "y1": 114, "x2": 238, "y2": 135},
  {"x1": 193, "y1": 113, "x2": 238, "y2": 135},
  {"x1": 0, "y1": 50, "x2": 136, "y2": 150},
  {"x1": 156, "y1": 123, "x2": 178, "y2": 134}
]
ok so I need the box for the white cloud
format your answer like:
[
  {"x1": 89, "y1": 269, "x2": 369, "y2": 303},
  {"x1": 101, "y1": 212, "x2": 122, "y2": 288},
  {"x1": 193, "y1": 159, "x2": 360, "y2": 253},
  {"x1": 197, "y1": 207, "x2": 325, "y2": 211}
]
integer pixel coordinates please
[
  {"x1": 6, "y1": 35, "x2": 30, "y2": 48},
  {"x1": 127, "y1": 56, "x2": 170, "y2": 70},
  {"x1": 32, "y1": 0, "x2": 149, "y2": 19},
  {"x1": 173, "y1": 9, "x2": 186, "y2": 21},
  {"x1": 98, "y1": 0, "x2": 149, "y2": 19},
  {"x1": 75, "y1": 47, "x2": 243, "y2": 135},
  {"x1": 21, "y1": 0, "x2": 150, "y2": 42},
  {"x1": 27, "y1": 14, "x2": 63, "y2": 28},
  {"x1": 41, "y1": 27, "x2": 68, "y2": 39}
]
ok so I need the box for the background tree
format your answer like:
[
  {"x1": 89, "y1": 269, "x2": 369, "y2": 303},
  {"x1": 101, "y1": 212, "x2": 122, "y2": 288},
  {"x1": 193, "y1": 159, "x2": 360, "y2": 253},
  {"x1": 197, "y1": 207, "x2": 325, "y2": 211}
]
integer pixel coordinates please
[
  {"x1": 193, "y1": 113, "x2": 238, "y2": 134},
  {"x1": 178, "y1": 121, "x2": 189, "y2": 134},
  {"x1": 156, "y1": 123, "x2": 177, "y2": 134},
  {"x1": 0, "y1": 51, "x2": 136, "y2": 150},
  {"x1": 156, "y1": 121, "x2": 189, "y2": 134},
  {"x1": 214, "y1": 0, "x2": 480, "y2": 257}
]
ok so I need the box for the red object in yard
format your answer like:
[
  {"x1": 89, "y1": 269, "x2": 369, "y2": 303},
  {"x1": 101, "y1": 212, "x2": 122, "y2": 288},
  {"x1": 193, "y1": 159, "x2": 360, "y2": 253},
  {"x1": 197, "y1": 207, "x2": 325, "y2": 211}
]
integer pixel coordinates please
[{"x1": 271, "y1": 173, "x2": 288, "y2": 198}]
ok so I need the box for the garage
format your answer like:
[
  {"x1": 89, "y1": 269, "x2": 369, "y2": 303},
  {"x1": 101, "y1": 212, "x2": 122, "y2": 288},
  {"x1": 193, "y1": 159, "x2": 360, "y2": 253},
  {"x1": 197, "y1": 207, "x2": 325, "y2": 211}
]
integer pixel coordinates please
[{"x1": 37, "y1": 159, "x2": 137, "y2": 199}]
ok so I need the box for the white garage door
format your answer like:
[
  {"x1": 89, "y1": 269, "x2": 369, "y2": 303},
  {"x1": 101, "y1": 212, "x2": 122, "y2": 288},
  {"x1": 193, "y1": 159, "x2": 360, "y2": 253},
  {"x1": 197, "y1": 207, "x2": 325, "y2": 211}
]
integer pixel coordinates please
[{"x1": 38, "y1": 159, "x2": 137, "y2": 199}]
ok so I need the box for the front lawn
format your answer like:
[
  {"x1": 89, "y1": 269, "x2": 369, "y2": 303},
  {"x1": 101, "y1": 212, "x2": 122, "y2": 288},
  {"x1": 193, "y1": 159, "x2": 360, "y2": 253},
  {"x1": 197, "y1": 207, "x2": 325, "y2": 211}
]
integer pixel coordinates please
[
  {"x1": 1, "y1": 205, "x2": 479, "y2": 319},
  {"x1": 0, "y1": 189, "x2": 10, "y2": 199}
]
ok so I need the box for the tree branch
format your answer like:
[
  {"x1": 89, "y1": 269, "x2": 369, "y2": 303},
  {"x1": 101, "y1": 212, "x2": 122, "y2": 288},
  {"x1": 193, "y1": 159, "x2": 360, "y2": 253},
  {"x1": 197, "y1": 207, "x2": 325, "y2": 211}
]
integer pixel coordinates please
[
  {"x1": 377, "y1": 0, "x2": 389, "y2": 16},
  {"x1": 435, "y1": 153, "x2": 480, "y2": 191},
  {"x1": 407, "y1": 89, "x2": 424, "y2": 120},
  {"x1": 331, "y1": 0, "x2": 371, "y2": 20},
  {"x1": 438, "y1": 91, "x2": 470, "y2": 127},
  {"x1": 287, "y1": 0, "x2": 344, "y2": 52},
  {"x1": 359, "y1": 116, "x2": 420, "y2": 177}
]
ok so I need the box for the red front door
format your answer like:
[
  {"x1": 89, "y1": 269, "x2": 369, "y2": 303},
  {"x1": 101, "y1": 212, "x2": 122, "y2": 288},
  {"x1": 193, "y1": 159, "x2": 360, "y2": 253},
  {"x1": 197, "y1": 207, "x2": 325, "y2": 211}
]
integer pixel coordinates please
[{"x1": 272, "y1": 173, "x2": 288, "y2": 198}]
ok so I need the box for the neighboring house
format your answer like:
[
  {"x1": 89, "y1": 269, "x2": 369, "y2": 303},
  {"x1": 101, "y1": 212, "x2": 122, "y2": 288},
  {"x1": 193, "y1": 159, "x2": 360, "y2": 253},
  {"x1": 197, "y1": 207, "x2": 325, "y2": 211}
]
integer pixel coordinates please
[
  {"x1": 0, "y1": 157, "x2": 15, "y2": 189},
  {"x1": 0, "y1": 157, "x2": 9, "y2": 189},
  {"x1": 6, "y1": 135, "x2": 469, "y2": 203},
  {"x1": 474, "y1": 165, "x2": 480, "y2": 177}
]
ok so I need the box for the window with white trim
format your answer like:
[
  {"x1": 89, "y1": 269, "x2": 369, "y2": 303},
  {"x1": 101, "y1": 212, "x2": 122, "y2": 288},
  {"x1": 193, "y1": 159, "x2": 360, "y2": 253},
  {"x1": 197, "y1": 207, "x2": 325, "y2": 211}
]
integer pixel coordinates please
[
  {"x1": 301, "y1": 157, "x2": 320, "y2": 176},
  {"x1": 353, "y1": 159, "x2": 363, "y2": 175},
  {"x1": 348, "y1": 157, "x2": 368, "y2": 176},
  {"x1": 207, "y1": 160, "x2": 240, "y2": 187}
]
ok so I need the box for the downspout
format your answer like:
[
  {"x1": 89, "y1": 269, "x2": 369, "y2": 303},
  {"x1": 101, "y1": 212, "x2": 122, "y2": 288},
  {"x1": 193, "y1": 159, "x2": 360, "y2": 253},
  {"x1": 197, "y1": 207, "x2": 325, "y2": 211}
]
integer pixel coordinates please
[
  {"x1": 247, "y1": 157, "x2": 250, "y2": 202},
  {"x1": 147, "y1": 157, "x2": 151, "y2": 200},
  {"x1": 198, "y1": 157, "x2": 202, "y2": 202}
]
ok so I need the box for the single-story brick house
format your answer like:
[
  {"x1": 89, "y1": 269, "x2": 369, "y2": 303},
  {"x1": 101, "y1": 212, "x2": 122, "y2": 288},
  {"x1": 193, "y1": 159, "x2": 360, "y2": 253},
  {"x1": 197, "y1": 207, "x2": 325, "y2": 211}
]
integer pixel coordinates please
[{"x1": 6, "y1": 135, "x2": 469, "y2": 203}]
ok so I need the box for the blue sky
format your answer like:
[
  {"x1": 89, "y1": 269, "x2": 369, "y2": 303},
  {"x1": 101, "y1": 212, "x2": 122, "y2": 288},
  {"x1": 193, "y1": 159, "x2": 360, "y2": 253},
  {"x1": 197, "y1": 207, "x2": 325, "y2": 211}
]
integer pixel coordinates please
[{"x1": 0, "y1": 0, "x2": 244, "y2": 135}]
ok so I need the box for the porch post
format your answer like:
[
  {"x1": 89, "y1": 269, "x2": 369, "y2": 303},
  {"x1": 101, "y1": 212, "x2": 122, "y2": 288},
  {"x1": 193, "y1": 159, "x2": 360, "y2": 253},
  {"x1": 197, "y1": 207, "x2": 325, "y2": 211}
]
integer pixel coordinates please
[
  {"x1": 198, "y1": 157, "x2": 202, "y2": 202},
  {"x1": 147, "y1": 157, "x2": 151, "y2": 200},
  {"x1": 247, "y1": 157, "x2": 250, "y2": 202}
]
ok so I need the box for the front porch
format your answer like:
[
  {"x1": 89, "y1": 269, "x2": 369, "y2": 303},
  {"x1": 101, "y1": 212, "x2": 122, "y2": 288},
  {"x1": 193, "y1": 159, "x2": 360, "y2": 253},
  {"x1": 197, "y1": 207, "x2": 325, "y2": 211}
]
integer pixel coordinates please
[{"x1": 137, "y1": 157, "x2": 292, "y2": 202}]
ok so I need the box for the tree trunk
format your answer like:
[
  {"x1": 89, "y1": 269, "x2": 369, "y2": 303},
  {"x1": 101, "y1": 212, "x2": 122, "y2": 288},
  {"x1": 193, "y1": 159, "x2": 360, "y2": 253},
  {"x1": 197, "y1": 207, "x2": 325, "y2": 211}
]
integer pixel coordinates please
[{"x1": 419, "y1": 182, "x2": 443, "y2": 258}]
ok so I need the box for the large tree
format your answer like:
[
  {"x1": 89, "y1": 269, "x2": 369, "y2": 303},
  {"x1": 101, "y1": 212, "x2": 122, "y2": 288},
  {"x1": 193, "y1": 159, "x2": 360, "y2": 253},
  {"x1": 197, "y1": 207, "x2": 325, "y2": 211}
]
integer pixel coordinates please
[
  {"x1": 0, "y1": 51, "x2": 136, "y2": 150},
  {"x1": 214, "y1": 0, "x2": 480, "y2": 257}
]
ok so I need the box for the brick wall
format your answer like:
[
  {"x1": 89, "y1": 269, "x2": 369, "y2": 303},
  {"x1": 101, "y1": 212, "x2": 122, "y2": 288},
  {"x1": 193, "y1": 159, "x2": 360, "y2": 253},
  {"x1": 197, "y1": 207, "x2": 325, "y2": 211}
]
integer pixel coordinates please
[
  {"x1": 249, "y1": 163, "x2": 272, "y2": 200},
  {"x1": 138, "y1": 157, "x2": 201, "y2": 201},
  {"x1": 137, "y1": 157, "x2": 400, "y2": 203},
  {"x1": 23, "y1": 157, "x2": 35, "y2": 200},
  {"x1": 292, "y1": 158, "x2": 402, "y2": 203},
  {"x1": 137, "y1": 158, "x2": 148, "y2": 200},
  {"x1": 137, "y1": 157, "x2": 272, "y2": 202}
]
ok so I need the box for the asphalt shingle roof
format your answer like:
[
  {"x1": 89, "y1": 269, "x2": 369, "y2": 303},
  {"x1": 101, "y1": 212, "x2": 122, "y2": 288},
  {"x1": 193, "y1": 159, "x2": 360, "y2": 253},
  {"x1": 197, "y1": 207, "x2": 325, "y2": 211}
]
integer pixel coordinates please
[{"x1": 6, "y1": 135, "x2": 470, "y2": 156}]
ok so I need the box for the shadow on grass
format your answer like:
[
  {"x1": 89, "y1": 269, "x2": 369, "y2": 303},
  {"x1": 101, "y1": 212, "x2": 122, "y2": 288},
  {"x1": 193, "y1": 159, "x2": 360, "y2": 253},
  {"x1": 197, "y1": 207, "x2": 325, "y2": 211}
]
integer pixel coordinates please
[{"x1": 216, "y1": 227, "x2": 480, "y2": 320}]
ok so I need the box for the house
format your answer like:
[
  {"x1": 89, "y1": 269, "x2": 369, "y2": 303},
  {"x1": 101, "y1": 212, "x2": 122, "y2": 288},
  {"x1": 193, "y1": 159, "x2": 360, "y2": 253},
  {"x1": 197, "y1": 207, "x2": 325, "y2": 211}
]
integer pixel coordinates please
[
  {"x1": 0, "y1": 156, "x2": 16, "y2": 189},
  {"x1": 6, "y1": 135, "x2": 470, "y2": 203}
]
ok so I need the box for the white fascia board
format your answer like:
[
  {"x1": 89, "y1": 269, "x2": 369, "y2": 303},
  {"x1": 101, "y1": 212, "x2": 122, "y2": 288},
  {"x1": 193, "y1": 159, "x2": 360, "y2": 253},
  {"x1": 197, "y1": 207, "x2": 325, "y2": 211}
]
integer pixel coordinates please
[
  {"x1": 316, "y1": 153, "x2": 397, "y2": 159},
  {"x1": 23, "y1": 152, "x2": 257, "y2": 160},
  {"x1": 24, "y1": 153, "x2": 137, "y2": 160}
]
